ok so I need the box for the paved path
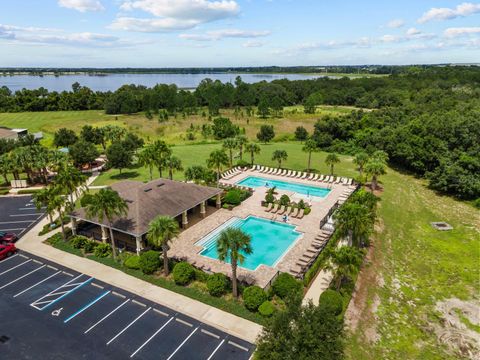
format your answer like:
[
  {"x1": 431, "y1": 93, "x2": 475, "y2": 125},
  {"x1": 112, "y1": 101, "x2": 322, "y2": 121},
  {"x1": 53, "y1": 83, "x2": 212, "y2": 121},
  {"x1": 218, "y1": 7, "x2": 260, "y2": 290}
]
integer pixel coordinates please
[{"x1": 15, "y1": 175, "x2": 263, "y2": 344}]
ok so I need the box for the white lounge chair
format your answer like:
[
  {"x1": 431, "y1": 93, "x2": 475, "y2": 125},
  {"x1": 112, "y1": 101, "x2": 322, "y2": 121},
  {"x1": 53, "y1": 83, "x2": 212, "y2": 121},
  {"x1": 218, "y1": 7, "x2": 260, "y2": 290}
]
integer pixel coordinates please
[
  {"x1": 260, "y1": 166, "x2": 267, "y2": 173},
  {"x1": 271, "y1": 168, "x2": 279, "y2": 175},
  {"x1": 282, "y1": 169, "x2": 288, "y2": 176},
  {"x1": 300, "y1": 172, "x2": 308, "y2": 179},
  {"x1": 329, "y1": 176, "x2": 335, "y2": 183},
  {"x1": 317, "y1": 174, "x2": 324, "y2": 181},
  {"x1": 253, "y1": 165, "x2": 258, "y2": 171},
  {"x1": 289, "y1": 171, "x2": 296, "y2": 177},
  {"x1": 308, "y1": 173, "x2": 315, "y2": 180},
  {"x1": 285, "y1": 170, "x2": 292, "y2": 177},
  {"x1": 347, "y1": 178, "x2": 353, "y2": 185},
  {"x1": 312, "y1": 174, "x2": 319, "y2": 181},
  {"x1": 323, "y1": 175, "x2": 330, "y2": 182},
  {"x1": 335, "y1": 177, "x2": 342, "y2": 184}
]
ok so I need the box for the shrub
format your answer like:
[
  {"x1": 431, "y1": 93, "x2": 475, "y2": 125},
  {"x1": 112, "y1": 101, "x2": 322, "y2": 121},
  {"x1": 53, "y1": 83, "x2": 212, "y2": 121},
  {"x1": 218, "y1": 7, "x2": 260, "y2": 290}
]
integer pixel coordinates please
[
  {"x1": 236, "y1": 159, "x2": 250, "y2": 168},
  {"x1": 69, "y1": 235, "x2": 89, "y2": 249},
  {"x1": 93, "y1": 243, "x2": 111, "y2": 258},
  {"x1": 243, "y1": 286, "x2": 267, "y2": 311},
  {"x1": 265, "y1": 193, "x2": 274, "y2": 203},
  {"x1": 207, "y1": 273, "x2": 229, "y2": 297},
  {"x1": 258, "y1": 301, "x2": 275, "y2": 317},
  {"x1": 173, "y1": 262, "x2": 195, "y2": 285},
  {"x1": 318, "y1": 289, "x2": 344, "y2": 316},
  {"x1": 194, "y1": 268, "x2": 209, "y2": 283},
  {"x1": 224, "y1": 188, "x2": 243, "y2": 205},
  {"x1": 271, "y1": 273, "x2": 302, "y2": 299},
  {"x1": 304, "y1": 207, "x2": 311, "y2": 215},
  {"x1": 124, "y1": 255, "x2": 141, "y2": 270},
  {"x1": 83, "y1": 240, "x2": 98, "y2": 253},
  {"x1": 474, "y1": 198, "x2": 480, "y2": 209},
  {"x1": 139, "y1": 250, "x2": 161, "y2": 274},
  {"x1": 279, "y1": 194, "x2": 290, "y2": 206},
  {"x1": 298, "y1": 199, "x2": 306, "y2": 209}
]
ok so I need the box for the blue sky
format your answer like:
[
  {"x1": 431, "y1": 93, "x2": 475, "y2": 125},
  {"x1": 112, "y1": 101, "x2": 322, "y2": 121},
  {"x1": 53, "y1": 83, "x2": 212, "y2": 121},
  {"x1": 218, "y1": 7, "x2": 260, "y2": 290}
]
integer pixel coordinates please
[{"x1": 0, "y1": 0, "x2": 479, "y2": 67}]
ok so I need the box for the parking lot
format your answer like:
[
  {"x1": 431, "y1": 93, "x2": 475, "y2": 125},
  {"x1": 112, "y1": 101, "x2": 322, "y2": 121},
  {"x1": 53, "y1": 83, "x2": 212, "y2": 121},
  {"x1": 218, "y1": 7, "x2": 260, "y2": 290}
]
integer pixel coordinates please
[
  {"x1": 0, "y1": 195, "x2": 45, "y2": 239},
  {"x1": 0, "y1": 251, "x2": 255, "y2": 359}
]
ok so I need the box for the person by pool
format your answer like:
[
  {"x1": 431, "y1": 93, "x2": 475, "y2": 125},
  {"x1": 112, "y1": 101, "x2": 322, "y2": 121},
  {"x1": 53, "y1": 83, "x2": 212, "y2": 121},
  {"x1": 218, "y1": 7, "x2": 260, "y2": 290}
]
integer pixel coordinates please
[{"x1": 283, "y1": 214, "x2": 288, "y2": 222}]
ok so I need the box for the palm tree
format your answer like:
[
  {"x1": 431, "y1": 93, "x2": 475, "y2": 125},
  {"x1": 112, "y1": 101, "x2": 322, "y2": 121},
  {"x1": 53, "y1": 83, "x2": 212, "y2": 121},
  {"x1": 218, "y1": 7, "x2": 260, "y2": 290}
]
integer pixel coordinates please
[
  {"x1": 55, "y1": 164, "x2": 87, "y2": 207},
  {"x1": 207, "y1": 149, "x2": 229, "y2": 186},
  {"x1": 50, "y1": 192, "x2": 68, "y2": 240},
  {"x1": 353, "y1": 152, "x2": 369, "y2": 178},
  {"x1": 245, "y1": 143, "x2": 261, "y2": 166},
  {"x1": 329, "y1": 246, "x2": 364, "y2": 290},
  {"x1": 371, "y1": 150, "x2": 389, "y2": 163},
  {"x1": 217, "y1": 228, "x2": 252, "y2": 297},
  {"x1": 325, "y1": 153, "x2": 340, "y2": 175},
  {"x1": 0, "y1": 154, "x2": 11, "y2": 185},
  {"x1": 83, "y1": 188, "x2": 128, "y2": 260},
  {"x1": 272, "y1": 149, "x2": 288, "y2": 168},
  {"x1": 166, "y1": 156, "x2": 183, "y2": 180},
  {"x1": 333, "y1": 202, "x2": 373, "y2": 247},
  {"x1": 146, "y1": 215, "x2": 180, "y2": 276},
  {"x1": 302, "y1": 139, "x2": 318, "y2": 172},
  {"x1": 223, "y1": 138, "x2": 237, "y2": 168},
  {"x1": 152, "y1": 140, "x2": 172, "y2": 178},
  {"x1": 32, "y1": 186, "x2": 58, "y2": 226},
  {"x1": 235, "y1": 135, "x2": 248, "y2": 161},
  {"x1": 365, "y1": 159, "x2": 386, "y2": 191},
  {"x1": 138, "y1": 145, "x2": 156, "y2": 181}
]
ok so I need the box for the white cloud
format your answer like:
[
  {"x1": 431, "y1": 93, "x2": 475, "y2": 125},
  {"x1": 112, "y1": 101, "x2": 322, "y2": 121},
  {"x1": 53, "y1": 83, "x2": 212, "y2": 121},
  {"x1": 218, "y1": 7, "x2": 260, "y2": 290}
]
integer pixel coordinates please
[
  {"x1": 380, "y1": 34, "x2": 398, "y2": 43},
  {"x1": 179, "y1": 29, "x2": 270, "y2": 41},
  {"x1": 418, "y1": 2, "x2": 480, "y2": 23},
  {"x1": 387, "y1": 19, "x2": 405, "y2": 28},
  {"x1": 113, "y1": 0, "x2": 239, "y2": 32},
  {"x1": 406, "y1": 27, "x2": 421, "y2": 36},
  {"x1": 444, "y1": 27, "x2": 480, "y2": 37},
  {"x1": 242, "y1": 40, "x2": 265, "y2": 48},
  {"x1": 58, "y1": 0, "x2": 105, "y2": 12}
]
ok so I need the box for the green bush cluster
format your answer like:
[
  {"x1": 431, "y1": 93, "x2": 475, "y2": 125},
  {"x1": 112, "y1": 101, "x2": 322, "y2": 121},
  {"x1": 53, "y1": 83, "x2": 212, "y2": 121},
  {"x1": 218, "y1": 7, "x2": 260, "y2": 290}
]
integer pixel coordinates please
[
  {"x1": 264, "y1": 192, "x2": 274, "y2": 203},
  {"x1": 279, "y1": 194, "x2": 290, "y2": 206},
  {"x1": 243, "y1": 286, "x2": 267, "y2": 312},
  {"x1": 69, "y1": 235, "x2": 89, "y2": 249},
  {"x1": 139, "y1": 250, "x2": 161, "y2": 274},
  {"x1": 124, "y1": 255, "x2": 141, "y2": 270},
  {"x1": 271, "y1": 273, "x2": 302, "y2": 299},
  {"x1": 207, "y1": 273, "x2": 229, "y2": 297},
  {"x1": 93, "y1": 243, "x2": 111, "y2": 258},
  {"x1": 83, "y1": 240, "x2": 98, "y2": 253},
  {"x1": 318, "y1": 289, "x2": 344, "y2": 316},
  {"x1": 474, "y1": 198, "x2": 480, "y2": 209},
  {"x1": 258, "y1": 301, "x2": 275, "y2": 317},
  {"x1": 173, "y1": 262, "x2": 195, "y2": 285}
]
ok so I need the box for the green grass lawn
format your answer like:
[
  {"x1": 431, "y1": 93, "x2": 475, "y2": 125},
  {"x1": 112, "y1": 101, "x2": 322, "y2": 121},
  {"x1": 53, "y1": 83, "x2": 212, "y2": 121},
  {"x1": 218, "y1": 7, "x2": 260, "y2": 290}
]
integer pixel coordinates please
[
  {"x1": 344, "y1": 169, "x2": 480, "y2": 360},
  {"x1": 93, "y1": 142, "x2": 356, "y2": 186}
]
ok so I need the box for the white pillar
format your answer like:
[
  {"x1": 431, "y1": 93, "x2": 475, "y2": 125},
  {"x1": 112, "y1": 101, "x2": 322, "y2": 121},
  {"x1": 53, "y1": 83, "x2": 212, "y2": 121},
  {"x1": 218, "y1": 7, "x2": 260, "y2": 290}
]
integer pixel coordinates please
[
  {"x1": 182, "y1": 211, "x2": 188, "y2": 229},
  {"x1": 200, "y1": 201, "x2": 206, "y2": 218},
  {"x1": 101, "y1": 225, "x2": 108, "y2": 243},
  {"x1": 71, "y1": 218, "x2": 77, "y2": 236},
  {"x1": 135, "y1": 235, "x2": 143, "y2": 255}
]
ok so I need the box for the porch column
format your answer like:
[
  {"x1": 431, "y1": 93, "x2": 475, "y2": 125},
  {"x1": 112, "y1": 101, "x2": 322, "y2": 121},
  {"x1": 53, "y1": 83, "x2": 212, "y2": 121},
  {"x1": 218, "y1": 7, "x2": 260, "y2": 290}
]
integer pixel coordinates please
[
  {"x1": 101, "y1": 225, "x2": 108, "y2": 243},
  {"x1": 200, "y1": 201, "x2": 206, "y2": 218},
  {"x1": 71, "y1": 217, "x2": 77, "y2": 236},
  {"x1": 216, "y1": 193, "x2": 222, "y2": 209},
  {"x1": 135, "y1": 235, "x2": 144, "y2": 255},
  {"x1": 182, "y1": 211, "x2": 188, "y2": 229}
]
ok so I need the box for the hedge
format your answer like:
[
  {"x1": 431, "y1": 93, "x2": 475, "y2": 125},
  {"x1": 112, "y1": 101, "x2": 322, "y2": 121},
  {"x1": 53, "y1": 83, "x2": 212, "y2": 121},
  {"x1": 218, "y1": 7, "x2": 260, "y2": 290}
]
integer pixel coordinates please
[
  {"x1": 124, "y1": 255, "x2": 141, "y2": 270},
  {"x1": 318, "y1": 289, "x2": 344, "y2": 316},
  {"x1": 139, "y1": 250, "x2": 161, "y2": 274},
  {"x1": 258, "y1": 300, "x2": 275, "y2": 317},
  {"x1": 243, "y1": 286, "x2": 267, "y2": 312},
  {"x1": 271, "y1": 273, "x2": 302, "y2": 299},
  {"x1": 207, "y1": 273, "x2": 229, "y2": 297},
  {"x1": 173, "y1": 262, "x2": 195, "y2": 285}
]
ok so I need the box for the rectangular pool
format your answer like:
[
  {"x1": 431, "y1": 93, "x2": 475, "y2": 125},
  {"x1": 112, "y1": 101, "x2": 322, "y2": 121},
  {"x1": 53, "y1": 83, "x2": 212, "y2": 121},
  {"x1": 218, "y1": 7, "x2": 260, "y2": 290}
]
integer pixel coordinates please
[
  {"x1": 196, "y1": 216, "x2": 301, "y2": 271},
  {"x1": 237, "y1": 176, "x2": 330, "y2": 198}
]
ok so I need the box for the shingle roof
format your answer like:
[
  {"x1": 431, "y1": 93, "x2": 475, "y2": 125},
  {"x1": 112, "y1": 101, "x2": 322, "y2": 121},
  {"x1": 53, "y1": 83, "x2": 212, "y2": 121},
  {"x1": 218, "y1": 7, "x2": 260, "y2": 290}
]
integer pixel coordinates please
[
  {"x1": 0, "y1": 128, "x2": 18, "y2": 139},
  {"x1": 72, "y1": 179, "x2": 222, "y2": 236}
]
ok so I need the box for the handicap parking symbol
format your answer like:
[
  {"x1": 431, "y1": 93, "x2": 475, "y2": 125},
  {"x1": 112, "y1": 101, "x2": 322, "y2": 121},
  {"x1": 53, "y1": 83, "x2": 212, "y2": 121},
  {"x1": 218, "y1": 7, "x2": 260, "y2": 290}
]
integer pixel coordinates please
[{"x1": 51, "y1": 308, "x2": 63, "y2": 317}]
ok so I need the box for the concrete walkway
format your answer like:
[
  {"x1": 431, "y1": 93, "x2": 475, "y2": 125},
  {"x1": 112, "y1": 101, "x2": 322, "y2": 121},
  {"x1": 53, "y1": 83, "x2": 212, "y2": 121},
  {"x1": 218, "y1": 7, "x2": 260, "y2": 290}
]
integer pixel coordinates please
[{"x1": 15, "y1": 175, "x2": 262, "y2": 343}]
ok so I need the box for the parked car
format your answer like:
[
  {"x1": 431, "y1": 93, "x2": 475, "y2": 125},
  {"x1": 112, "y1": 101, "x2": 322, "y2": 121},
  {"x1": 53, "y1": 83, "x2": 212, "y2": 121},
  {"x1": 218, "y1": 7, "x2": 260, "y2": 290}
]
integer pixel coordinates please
[
  {"x1": 0, "y1": 231, "x2": 18, "y2": 243},
  {"x1": 0, "y1": 242, "x2": 17, "y2": 260}
]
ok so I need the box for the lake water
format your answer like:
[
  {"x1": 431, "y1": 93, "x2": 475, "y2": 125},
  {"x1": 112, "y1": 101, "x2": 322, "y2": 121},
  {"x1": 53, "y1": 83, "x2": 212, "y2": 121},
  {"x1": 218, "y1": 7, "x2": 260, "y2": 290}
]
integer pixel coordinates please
[{"x1": 0, "y1": 73, "x2": 321, "y2": 92}]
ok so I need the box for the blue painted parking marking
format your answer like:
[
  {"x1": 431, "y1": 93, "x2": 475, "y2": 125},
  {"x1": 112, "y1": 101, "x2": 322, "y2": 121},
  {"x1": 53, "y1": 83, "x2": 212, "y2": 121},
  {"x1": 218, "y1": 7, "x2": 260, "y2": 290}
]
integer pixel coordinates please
[{"x1": 64, "y1": 290, "x2": 111, "y2": 323}]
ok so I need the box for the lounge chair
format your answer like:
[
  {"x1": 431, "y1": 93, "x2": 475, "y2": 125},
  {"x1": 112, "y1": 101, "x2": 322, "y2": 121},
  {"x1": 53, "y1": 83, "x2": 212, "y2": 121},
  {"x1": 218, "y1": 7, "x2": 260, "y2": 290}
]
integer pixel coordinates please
[
  {"x1": 259, "y1": 166, "x2": 266, "y2": 173},
  {"x1": 271, "y1": 203, "x2": 281, "y2": 213},
  {"x1": 335, "y1": 177, "x2": 342, "y2": 184},
  {"x1": 266, "y1": 167, "x2": 274, "y2": 174},
  {"x1": 291, "y1": 207, "x2": 299, "y2": 218},
  {"x1": 295, "y1": 172, "x2": 303, "y2": 178},
  {"x1": 329, "y1": 176, "x2": 335, "y2": 183},
  {"x1": 289, "y1": 171, "x2": 296, "y2": 177},
  {"x1": 264, "y1": 203, "x2": 274, "y2": 212},
  {"x1": 322, "y1": 175, "x2": 330, "y2": 182},
  {"x1": 347, "y1": 178, "x2": 353, "y2": 185},
  {"x1": 280, "y1": 169, "x2": 287, "y2": 176},
  {"x1": 317, "y1": 174, "x2": 324, "y2": 181},
  {"x1": 278, "y1": 205, "x2": 287, "y2": 215},
  {"x1": 311, "y1": 174, "x2": 319, "y2": 181},
  {"x1": 297, "y1": 208, "x2": 305, "y2": 219},
  {"x1": 308, "y1": 173, "x2": 315, "y2": 180},
  {"x1": 300, "y1": 172, "x2": 308, "y2": 179},
  {"x1": 271, "y1": 168, "x2": 279, "y2": 175}
]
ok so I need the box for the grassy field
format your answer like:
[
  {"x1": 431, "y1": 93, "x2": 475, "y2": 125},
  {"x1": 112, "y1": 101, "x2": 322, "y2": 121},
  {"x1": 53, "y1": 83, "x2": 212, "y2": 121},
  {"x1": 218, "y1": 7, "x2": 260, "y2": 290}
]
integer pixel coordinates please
[
  {"x1": 0, "y1": 105, "x2": 357, "y2": 147},
  {"x1": 344, "y1": 169, "x2": 480, "y2": 359},
  {"x1": 93, "y1": 142, "x2": 357, "y2": 186}
]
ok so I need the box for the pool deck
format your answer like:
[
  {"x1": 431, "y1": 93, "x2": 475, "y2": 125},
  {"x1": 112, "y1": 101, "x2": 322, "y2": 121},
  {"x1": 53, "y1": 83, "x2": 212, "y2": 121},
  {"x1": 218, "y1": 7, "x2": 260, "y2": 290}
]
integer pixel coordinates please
[{"x1": 169, "y1": 168, "x2": 356, "y2": 289}]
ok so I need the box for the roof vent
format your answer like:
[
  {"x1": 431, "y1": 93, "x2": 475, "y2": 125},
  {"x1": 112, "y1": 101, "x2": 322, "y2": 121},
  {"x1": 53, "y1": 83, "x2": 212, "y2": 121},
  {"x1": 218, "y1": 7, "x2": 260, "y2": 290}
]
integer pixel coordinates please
[
  {"x1": 157, "y1": 183, "x2": 165, "y2": 187},
  {"x1": 144, "y1": 188, "x2": 152, "y2": 192}
]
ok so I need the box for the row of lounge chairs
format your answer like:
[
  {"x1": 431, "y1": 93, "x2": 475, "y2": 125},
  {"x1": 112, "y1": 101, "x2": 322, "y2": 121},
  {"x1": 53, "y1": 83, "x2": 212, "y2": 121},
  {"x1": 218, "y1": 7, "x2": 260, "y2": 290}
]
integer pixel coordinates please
[
  {"x1": 221, "y1": 166, "x2": 246, "y2": 180},
  {"x1": 221, "y1": 183, "x2": 254, "y2": 192},
  {"x1": 252, "y1": 165, "x2": 353, "y2": 186},
  {"x1": 337, "y1": 187, "x2": 357, "y2": 204},
  {"x1": 290, "y1": 229, "x2": 333, "y2": 277},
  {"x1": 264, "y1": 203, "x2": 305, "y2": 219}
]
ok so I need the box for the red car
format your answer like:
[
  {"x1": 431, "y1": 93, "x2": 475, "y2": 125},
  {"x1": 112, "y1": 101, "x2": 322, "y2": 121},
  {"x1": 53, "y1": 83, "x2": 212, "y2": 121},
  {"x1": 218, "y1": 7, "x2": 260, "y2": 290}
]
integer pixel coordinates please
[
  {"x1": 0, "y1": 242, "x2": 17, "y2": 260},
  {"x1": 0, "y1": 231, "x2": 18, "y2": 243}
]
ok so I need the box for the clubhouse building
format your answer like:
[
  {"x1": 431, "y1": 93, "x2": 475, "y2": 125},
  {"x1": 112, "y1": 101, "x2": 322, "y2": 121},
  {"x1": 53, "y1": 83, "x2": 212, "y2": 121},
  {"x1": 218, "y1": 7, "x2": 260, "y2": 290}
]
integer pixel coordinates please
[{"x1": 71, "y1": 179, "x2": 223, "y2": 254}]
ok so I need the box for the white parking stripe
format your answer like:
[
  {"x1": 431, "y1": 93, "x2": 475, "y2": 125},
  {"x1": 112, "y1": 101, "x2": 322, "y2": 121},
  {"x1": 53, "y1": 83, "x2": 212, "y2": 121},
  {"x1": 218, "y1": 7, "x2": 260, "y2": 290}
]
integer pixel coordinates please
[
  {"x1": 0, "y1": 228, "x2": 24, "y2": 232},
  {"x1": 0, "y1": 265, "x2": 46, "y2": 290},
  {"x1": 130, "y1": 317, "x2": 174, "y2": 358},
  {"x1": 0, "y1": 254, "x2": 18, "y2": 263},
  {"x1": 228, "y1": 341, "x2": 249, "y2": 352},
  {"x1": 106, "y1": 307, "x2": 151, "y2": 345},
  {"x1": 206, "y1": 339, "x2": 225, "y2": 360},
  {"x1": 166, "y1": 327, "x2": 199, "y2": 360},
  {"x1": 84, "y1": 299, "x2": 130, "y2": 334},
  {"x1": 10, "y1": 214, "x2": 40, "y2": 217},
  {"x1": 0, "y1": 259, "x2": 32, "y2": 276},
  {"x1": 13, "y1": 271, "x2": 62, "y2": 298},
  {"x1": 0, "y1": 220, "x2": 34, "y2": 224}
]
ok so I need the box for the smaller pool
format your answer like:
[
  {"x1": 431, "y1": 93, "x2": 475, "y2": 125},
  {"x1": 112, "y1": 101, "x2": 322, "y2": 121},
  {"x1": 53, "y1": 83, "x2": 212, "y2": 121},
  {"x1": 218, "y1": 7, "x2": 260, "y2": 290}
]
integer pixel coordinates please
[
  {"x1": 237, "y1": 176, "x2": 330, "y2": 198},
  {"x1": 196, "y1": 216, "x2": 301, "y2": 271}
]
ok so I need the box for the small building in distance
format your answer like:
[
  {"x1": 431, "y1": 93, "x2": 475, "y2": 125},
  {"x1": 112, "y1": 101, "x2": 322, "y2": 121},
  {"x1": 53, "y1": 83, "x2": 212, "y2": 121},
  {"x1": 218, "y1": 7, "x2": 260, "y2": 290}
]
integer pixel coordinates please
[
  {"x1": 0, "y1": 127, "x2": 43, "y2": 141},
  {"x1": 71, "y1": 178, "x2": 223, "y2": 254}
]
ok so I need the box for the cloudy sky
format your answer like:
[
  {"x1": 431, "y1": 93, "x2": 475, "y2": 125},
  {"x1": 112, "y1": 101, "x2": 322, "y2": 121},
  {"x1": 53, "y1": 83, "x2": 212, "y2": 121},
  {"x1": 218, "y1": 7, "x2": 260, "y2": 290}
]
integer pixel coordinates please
[{"x1": 0, "y1": 0, "x2": 479, "y2": 67}]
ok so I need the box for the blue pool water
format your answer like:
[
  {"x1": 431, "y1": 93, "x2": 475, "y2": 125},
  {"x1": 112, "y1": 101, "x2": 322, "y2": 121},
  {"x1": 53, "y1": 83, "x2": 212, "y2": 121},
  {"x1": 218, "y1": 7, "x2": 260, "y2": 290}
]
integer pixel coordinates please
[
  {"x1": 197, "y1": 216, "x2": 301, "y2": 271},
  {"x1": 237, "y1": 176, "x2": 331, "y2": 198}
]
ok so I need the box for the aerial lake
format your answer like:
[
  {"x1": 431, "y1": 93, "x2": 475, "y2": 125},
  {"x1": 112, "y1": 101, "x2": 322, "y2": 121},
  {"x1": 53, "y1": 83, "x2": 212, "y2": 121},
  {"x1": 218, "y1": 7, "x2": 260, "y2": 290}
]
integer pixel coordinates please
[{"x1": 0, "y1": 73, "x2": 322, "y2": 92}]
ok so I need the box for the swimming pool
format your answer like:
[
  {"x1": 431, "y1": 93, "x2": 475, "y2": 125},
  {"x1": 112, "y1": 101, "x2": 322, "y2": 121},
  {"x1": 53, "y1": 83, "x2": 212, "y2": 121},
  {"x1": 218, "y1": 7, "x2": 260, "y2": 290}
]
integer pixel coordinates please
[
  {"x1": 237, "y1": 176, "x2": 331, "y2": 198},
  {"x1": 196, "y1": 216, "x2": 302, "y2": 271}
]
